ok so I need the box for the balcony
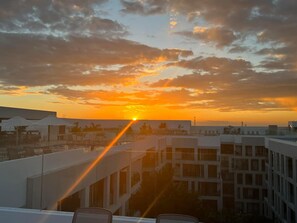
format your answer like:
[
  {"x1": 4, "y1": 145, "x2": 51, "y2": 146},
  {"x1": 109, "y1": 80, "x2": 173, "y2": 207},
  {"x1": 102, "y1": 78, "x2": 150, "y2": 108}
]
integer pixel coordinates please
[{"x1": 0, "y1": 207, "x2": 154, "y2": 223}]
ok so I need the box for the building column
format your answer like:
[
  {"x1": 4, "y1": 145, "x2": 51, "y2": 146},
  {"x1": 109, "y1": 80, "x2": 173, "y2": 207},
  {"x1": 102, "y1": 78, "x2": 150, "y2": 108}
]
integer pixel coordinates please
[
  {"x1": 115, "y1": 171, "x2": 120, "y2": 204},
  {"x1": 80, "y1": 186, "x2": 90, "y2": 208},
  {"x1": 120, "y1": 203, "x2": 126, "y2": 216},
  {"x1": 127, "y1": 166, "x2": 131, "y2": 195}
]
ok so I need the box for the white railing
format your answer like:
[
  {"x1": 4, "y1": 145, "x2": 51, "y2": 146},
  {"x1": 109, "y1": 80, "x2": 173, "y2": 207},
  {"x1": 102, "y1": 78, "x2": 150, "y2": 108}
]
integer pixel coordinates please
[{"x1": 0, "y1": 207, "x2": 155, "y2": 223}]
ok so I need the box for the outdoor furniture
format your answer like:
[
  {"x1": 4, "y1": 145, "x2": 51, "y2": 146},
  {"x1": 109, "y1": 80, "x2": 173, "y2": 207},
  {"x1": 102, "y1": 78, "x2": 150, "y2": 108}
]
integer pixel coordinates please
[
  {"x1": 156, "y1": 214, "x2": 199, "y2": 223},
  {"x1": 72, "y1": 207, "x2": 112, "y2": 223}
]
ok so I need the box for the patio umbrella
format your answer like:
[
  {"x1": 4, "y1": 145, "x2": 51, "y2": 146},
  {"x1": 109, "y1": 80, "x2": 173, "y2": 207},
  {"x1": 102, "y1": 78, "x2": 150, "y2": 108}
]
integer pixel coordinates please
[
  {"x1": 0, "y1": 116, "x2": 34, "y2": 145},
  {"x1": 31, "y1": 116, "x2": 73, "y2": 142},
  {"x1": 0, "y1": 116, "x2": 34, "y2": 131}
]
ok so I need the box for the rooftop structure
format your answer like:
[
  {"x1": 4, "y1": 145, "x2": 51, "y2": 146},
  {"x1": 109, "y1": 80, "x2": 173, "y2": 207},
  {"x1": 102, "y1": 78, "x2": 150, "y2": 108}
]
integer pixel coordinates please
[{"x1": 0, "y1": 106, "x2": 56, "y2": 121}]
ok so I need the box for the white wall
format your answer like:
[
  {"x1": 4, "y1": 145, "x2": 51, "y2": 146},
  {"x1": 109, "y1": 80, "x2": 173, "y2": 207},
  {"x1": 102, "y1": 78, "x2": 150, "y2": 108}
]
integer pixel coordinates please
[
  {"x1": 0, "y1": 207, "x2": 155, "y2": 223},
  {"x1": 0, "y1": 149, "x2": 97, "y2": 207}
]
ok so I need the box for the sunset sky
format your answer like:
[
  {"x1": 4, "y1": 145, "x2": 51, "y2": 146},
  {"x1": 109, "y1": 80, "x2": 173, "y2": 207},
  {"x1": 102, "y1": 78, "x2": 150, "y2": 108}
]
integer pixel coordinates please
[{"x1": 0, "y1": 0, "x2": 297, "y2": 125}]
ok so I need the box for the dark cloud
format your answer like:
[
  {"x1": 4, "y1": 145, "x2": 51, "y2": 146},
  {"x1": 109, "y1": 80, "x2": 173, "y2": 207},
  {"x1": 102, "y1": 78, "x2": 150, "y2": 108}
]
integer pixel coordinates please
[
  {"x1": 228, "y1": 45, "x2": 249, "y2": 53},
  {"x1": 0, "y1": 33, "x2": 192, "y2": 87},
  {"x1": 151, "y1": 56, "x2": 297, "y2": 111},
  {"x1": 256, "y1": 46, "x2": 297, "y2": 71},
  {"x1": 0, "y1": 0, "x2": 122, "y2": 38},
  {"x1": 175, "y1": 27, "x2": 238, "y2": 48},
  {"x1": 174, "y1": 57, "x2": 252, "y2": 74},
  {"x1": 120, "y1": 0, "x2": 296, "y2": 49},
  {"x1": 120, "y1": 0, "x2": 167, "y2": 15}
]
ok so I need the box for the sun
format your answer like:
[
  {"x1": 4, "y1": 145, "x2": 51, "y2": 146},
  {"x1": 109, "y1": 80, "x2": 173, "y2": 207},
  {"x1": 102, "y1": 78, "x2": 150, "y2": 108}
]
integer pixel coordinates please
[{"x1": 133, "y1": 117, "x2": 138, "y2": 121}]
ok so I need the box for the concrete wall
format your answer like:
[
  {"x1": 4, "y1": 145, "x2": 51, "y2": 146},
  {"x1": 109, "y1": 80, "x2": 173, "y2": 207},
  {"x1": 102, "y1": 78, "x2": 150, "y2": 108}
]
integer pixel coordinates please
[
  {"x1": 0, "y1": 137, "x2": 158, "y2": 210},
  {"x1": 0, "y1": 207, "x2": 155, "y2": 223},
  {"x1": 0, "y1": 149, "x2": 97, "y2": 207}
]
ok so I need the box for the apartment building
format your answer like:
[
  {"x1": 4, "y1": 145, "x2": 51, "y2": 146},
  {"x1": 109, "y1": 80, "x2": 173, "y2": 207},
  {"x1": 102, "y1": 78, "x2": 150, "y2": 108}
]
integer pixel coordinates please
[
  {"x1": 265, "y1": 138, "x2": 297, "y2": 223},
  {"x1": 1, "y1": 132, "x2": 297, "y2": 222}
]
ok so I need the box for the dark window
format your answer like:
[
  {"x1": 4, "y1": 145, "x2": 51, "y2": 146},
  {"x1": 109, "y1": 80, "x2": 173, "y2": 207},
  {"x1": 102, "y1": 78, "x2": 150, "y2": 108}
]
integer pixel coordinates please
[
  {"x1": 251, "y1": 159, "x2": 259, "y2": 171},
  {"x1": 235, "y1": 158, "x2": 249, "y2": 170},
  {"x1": 166, "y1": 147, "x2": 172, "y2": 160},
  {"x1": 199, "y1": 182, "x2": 219, "y2": 196},
  {"x1": 176, "y1": 148, "x2": 195, "y2": 160},
  {"x1": 255, "y1": 174, "x2": 262, "y2": 186},
  {"x1": 183, "y1": 164, "x2": 204, "y2": 177},
  {"x1": 245, "y1": 174, "x2": 253, "y2": 185},
  {"x1": 255, "y1": 146, "x2": 265, "y2": 156},
  {"x1": 287, "y1": 157, "x2": 293, "y2": 178},
  {"x1": 243, "y1": 188, "x2": 259, "y2": 200},
  {"x1": 198, "y1": 149, "x2": 217, "y2": 161},
  {"x1": 245, "y1": 145, "x2": 253, "y2": 156},
  {"x1": 221, "y1": 144, "x2": 234, "y2": 154},
  {"x1": 208, "y1": 165, "x2": 217, "y2": 178},
  {"x1": 237, "y1": 173, "x2": 243, "y2": 184},
  {"x1": 235, "y1": 145, "x2": 242, "y2": 156}
]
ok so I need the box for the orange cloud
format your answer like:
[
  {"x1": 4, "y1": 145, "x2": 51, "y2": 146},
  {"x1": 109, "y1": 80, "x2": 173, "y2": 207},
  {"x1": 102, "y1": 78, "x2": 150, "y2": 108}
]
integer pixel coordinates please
[{"x1": 268, "y1": 97, "x2": 297, "y2": 111}]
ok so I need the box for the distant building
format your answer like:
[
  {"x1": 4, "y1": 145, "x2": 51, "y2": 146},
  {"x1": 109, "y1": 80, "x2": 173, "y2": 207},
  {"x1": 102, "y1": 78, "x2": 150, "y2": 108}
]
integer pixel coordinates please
[
  {"x1": 288, "y1": 121, "x2": 297, "y2": 132},
  {"x1": 0, "y1": 106, "x2": 56, "y2": 121}
]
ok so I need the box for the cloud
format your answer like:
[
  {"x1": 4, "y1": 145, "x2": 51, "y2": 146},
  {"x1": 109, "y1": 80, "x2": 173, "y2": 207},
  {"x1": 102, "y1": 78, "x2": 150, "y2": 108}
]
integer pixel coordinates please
[
  {"x1": 256, "y1": 46, "x2": 297, "y2": 71},
  {"x1": 47, "y1": 85, "x2": 196, "y2": 108},
  {"x1": 175, "y1": 26, "x2": 238, "y2": 48},
  {"x1": 228, "y1": 45, "x2": 249, "y2": 53},
  {"x1": 173, "y1": 56, "x2": 252, "y2": 73},
  {"x1": 120, "y1": 0, "x2": 167, "y2": 15},
  {"x1": 150, "y1": 56, "x2": 297, "y2": 111},
  {"x1": 1, "y1": 0, "x2": 297, "y2": 116},
  {"x1": 0, "y1": 1, "x2": 121, "y2": 38},
  {"x1": 0, "y1": 33, "x2": 192, "y2": 87},
  {"x1": 120, "y1": 1, "x2": 297, "y2": 49}
]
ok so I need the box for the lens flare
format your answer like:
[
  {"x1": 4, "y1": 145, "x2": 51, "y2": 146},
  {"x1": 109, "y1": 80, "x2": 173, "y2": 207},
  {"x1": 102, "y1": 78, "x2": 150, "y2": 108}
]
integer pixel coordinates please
[{"x1": 51, "y1": 119, "x2": 136, "y2": 210}]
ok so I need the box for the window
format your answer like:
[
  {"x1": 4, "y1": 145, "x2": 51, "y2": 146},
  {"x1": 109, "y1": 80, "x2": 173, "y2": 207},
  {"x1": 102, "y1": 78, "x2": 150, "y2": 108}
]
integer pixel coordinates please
[
  {"x1": 243, "y1": 188, "x2": 259, "y2": 200},
  {"x1": 288, "y1": 183, "x2": 294, "y2": 204},
  {"x1": 270, "y1": 151, "x2": 274, "y2": 167},
  {"x1": 166, "y1": 147, "x2": 172, "y2": 160},
  {"x1": 237, "y1": 173, "x2": 243, "y2": 184},
  {"x1": 221, "y1": 144, "x2": 234, "y2": 154},
  {"x1": 261, "y1": 159, "x2": 266, "y2": 171},
  {"x1": 255, "y1": 174, "x2": 262, "y2": 186},
  {"x1": 235, "y1": 158, "x2": 249, "y2": 170},
  {"x1": 199, "y1": 182, "x2": 219, "y2": 196},
  {"x1": 235, "y1": 145, "x2": 242, "y2": 156},
  {"x1": 223, "y1": 183, "x2": 234, "y2": 195},
  {"x1": 245, "y1": 145, "x2": 253, "y2": 156},
  {"x1": 281, "y1": 154, "x2": 284, "y2": 173},
  {"x1": 255, "y1": 146, "x2": 265, "y2": 156},
  {"x1": 183, "y1": 164, "x2": 204, "y2": 177},
  {"x1": 198, "y1": 148, "x2": 217, "y2": 161},
  {"x1": 245, "y1": 174, "x2": 253, "y2": 185},
  {"x1": 247, "y1": 203, "x2": 260, "y2": 214},
  {"x1": 176, "y1": 148, "x2": 195, "y2": 160},
  {"x1": 287, "y1": 157, "x2": 293, "y2": 178},
  {"x1": 208, "y1": 165, "x2": 217, "y2": 178},
  {"x1": 251, "y1": 159, "x2": 259, "y2": 171},
  {"x1": 276, "y1": 153, "x2": 280, "y2": 171},
  {"x1": 119, "y1": 167, "x2": 128, "y2": 196}
]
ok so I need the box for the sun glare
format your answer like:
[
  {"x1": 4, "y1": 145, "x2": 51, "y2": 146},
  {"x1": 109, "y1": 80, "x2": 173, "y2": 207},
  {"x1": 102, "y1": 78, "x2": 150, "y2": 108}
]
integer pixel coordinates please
[{"x1": 133, "y1": 117, "x2": 137, "y2": 121}]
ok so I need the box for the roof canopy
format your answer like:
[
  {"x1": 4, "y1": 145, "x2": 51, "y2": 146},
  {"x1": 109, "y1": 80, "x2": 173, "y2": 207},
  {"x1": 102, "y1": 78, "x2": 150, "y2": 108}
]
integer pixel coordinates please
[
  {"x1": 32, "y1": 115, "x2": 73, "y2": 126},
  {"x1": 0, "y1": 116, "x2": 34, "y2": 131}
]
